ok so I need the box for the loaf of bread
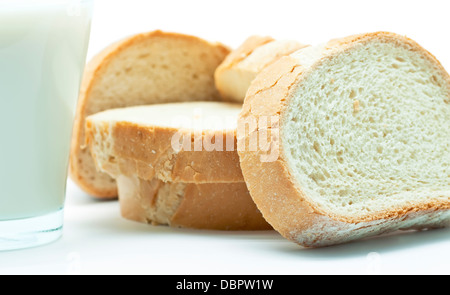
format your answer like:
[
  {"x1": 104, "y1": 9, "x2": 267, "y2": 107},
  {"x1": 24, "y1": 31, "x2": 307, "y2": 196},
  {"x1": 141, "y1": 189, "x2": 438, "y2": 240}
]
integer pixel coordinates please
[
  {"x1": 238, "y1": 32, "x2": 450, "y2": 247},
  {"x1": 70, "y1": 31, "x2": 230, "y2": 198},
  {"x1": 215, "y1": 36, "x2": 307, "y2": 103},
  {"x1": 86, "y1": 102, "x2": 271, "y2": 230}
]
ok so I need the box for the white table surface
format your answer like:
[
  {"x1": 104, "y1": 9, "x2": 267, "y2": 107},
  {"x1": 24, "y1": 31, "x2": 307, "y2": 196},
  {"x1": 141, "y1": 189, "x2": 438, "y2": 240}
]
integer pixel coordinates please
[
  {"x1": 1, "y1": 0, "x2": 449, "y2": 275},
  {"x1": 1, "y1": 179, "x2": 450, "y2": 275}
]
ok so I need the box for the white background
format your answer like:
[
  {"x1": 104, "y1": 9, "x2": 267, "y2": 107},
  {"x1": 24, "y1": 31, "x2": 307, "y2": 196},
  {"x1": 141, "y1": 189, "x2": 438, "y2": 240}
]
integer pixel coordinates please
[{"x1": 1, "y1": 0, "x2": 450, "y2": 275}]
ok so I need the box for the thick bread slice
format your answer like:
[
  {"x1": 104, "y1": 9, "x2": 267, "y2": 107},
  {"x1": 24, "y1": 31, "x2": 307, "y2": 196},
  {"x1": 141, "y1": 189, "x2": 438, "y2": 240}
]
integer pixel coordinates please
[
  {"x1": 117, "y1": 176, "x2": 271, "y2": 230},
  {"x1": 215, "y1": 36, "x2": 308, "y2": 103},
  {"x1": 86, "y1": 102, "x2": 244, "y2": 183},
  {"x1": 70, "y1": 31, "x2": 230, "y2": 198},
  {"x1": 238, "y1": 32, "x2": 450, "y2": 247}
]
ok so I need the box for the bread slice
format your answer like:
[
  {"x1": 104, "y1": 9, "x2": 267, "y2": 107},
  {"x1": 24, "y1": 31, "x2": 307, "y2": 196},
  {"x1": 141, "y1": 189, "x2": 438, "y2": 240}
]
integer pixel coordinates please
[
  {"x1": 117, "y1": 176, "x2": 271, "y2": 230},
  {"x1": 86, "y1": 101, "x2": 271, "y2": 230},
  {"x1": 215, "y1": 36, "x2": 307, "y2": 103},
  {"x1": 70, "y1": 30, "x2": 230, "y2": 198},
  {"x1": 238, "y1": 32, "x2": 450, "y2": 247},
  {"x1": 86, "y1": 102, "x2": 244, "y2": 183}
]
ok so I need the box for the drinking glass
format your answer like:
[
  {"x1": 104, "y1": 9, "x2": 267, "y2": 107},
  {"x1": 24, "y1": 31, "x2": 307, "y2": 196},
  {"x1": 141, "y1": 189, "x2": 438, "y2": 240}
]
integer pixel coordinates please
[{"x1": 0, "y1": 0, "x2": 93, "y2": 251}]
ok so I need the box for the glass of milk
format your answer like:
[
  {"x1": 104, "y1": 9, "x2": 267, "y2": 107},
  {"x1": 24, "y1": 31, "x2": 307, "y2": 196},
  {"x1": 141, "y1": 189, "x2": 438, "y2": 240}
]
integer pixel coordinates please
[{"x1": 0, "y1": 0, "x2": 93, "y2": 250}]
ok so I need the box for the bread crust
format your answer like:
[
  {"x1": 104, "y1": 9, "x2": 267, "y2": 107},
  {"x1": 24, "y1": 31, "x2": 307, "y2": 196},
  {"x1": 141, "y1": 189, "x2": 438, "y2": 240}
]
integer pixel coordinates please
[
  {"x1": 117, "y1": 175, "x2": 272, "y2": 230},
  {"x1": 86, "y1": 120, "x2": 245, "y2": 183},
  {"x1": 69, "y1": 30, "x2": 230, "y2": 198},
  {"x1": 216, "y1": 36, "x2": 275, "y2": 76},
  {"x1": 215, "y1": 36, "x2": 307, "y2": 103},
  {"x1": 238, "y1": 32, "x2": 450, "y2": 247}
]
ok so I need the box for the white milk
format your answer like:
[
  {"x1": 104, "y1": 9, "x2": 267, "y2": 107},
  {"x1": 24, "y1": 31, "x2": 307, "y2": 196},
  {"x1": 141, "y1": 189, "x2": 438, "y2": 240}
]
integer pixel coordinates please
[{"x1": 0, "y1": 1, "x2": 92, "y2": 220}]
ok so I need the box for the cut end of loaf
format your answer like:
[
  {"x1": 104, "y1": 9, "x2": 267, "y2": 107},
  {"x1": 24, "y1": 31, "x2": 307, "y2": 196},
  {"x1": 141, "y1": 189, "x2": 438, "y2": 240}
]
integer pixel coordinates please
[
  {"x1": 87, "y1": 102, "x2": 242, "y2": 132},
  {"x1": 282, "y1": 33, "x2": 450, "y2": 222},
  {"x1": 85, "y1": 31, "x2": 230, "y2": 115}
]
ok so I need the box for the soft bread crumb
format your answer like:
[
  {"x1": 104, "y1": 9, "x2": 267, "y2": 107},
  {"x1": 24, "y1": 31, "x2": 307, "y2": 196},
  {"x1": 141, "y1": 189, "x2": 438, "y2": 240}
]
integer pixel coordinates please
[{"x1": 284, "y1": 38, "x2": 450, "y2": 219}]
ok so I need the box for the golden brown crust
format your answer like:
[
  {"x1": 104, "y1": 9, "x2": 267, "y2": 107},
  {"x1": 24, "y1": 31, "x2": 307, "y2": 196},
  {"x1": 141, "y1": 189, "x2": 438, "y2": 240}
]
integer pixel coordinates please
[
  {"x1": 215, "y1": 36, "x2": 275, "y2": 102},
  {"x1": 117, "y1": 176, "x2": 167, "y2": 224},
  {"x1": 69, "y1": 31, "x2": 230, "y2": 198},
  {"x1": 238, "y1": 31, "x2": 450, "y2": 247},
  {"x1": 172, "y1": 181, "x2": 271, "y2": 230},
  {"x1": 86, "y1": 120, "x2": 245, "y2": 183},
  {"x1": 215, "y1": 36, "x2": 308, "y2": 103},
  {"x1": 117, "y1": 175, "x2": 272, "y2": 231},
  {"x1": 217, "y1": 35, "x2": 275, "y2": 74}
]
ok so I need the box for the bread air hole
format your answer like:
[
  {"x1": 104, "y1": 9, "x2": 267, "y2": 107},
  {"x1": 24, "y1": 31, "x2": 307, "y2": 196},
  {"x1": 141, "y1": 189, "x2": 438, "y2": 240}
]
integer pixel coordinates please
[
  {"x1": 431, "y1": 75, "x2": 442, "y2": 87},
  {"x1": 313, "y1": 141, "x2": 321, "y2": 154},
  {"x1": 309, "y1": 173, "x2": 325, "y2": 184},
  {"x1": 339, "y1": 189, "x2": 349, "y2": 197}
]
